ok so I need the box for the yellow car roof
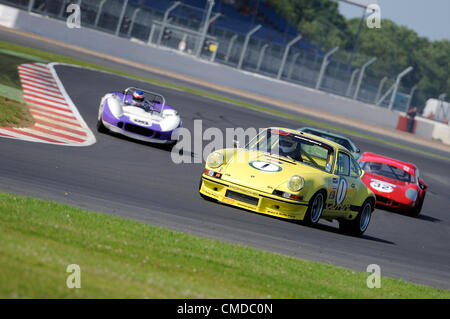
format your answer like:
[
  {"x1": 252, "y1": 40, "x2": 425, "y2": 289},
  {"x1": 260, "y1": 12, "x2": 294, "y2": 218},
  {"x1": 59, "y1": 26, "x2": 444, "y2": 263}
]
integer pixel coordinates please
[{"x1": 270, "y1": 127, "x2": 350, "y2": 154}]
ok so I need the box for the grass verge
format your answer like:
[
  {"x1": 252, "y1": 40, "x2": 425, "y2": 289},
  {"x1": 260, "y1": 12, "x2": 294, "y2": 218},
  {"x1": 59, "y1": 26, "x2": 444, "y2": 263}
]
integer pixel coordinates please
[
  {"x1": 0, "y1": 96, "x2": 34, "y2": 127},
  {"x1": 0, "y1": 51, "x2": 34, "y2": 126},
  {"x1": 0, "y1": 191, "x2": 449, "y2": 298},
  {"x1": 0, "y1": 51, "x2": 36, "y2": 90},
  {"x1": 0, "y1": 40, "x2": 448, "y2": 162}
]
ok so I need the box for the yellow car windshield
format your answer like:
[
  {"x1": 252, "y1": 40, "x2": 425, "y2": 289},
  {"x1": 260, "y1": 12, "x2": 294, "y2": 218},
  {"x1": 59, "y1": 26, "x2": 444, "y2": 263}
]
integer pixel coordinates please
[{"x1": 247, "y1": 129, "x2": 335, "y2": 172}]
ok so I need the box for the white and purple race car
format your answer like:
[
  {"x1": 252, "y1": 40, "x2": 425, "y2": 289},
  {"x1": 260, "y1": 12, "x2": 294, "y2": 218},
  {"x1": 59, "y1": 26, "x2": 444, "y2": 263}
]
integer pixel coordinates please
[{"x1": 97, "y1": 87, "x2": 181, "y2": 145}]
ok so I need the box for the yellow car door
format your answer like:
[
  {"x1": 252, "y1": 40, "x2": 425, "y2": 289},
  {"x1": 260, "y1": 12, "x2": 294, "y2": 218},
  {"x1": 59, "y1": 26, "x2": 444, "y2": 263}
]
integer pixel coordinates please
[
  {"x1": 325, "y1": 151, "x2": 356, "y2": 216},
  {"x1": 348, "y1": 156, "x2": 363, "y2": 210}
]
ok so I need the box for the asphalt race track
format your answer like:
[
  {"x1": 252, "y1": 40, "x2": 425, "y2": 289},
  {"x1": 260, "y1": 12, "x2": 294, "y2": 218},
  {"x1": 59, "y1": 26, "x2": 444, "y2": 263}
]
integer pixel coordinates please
[{"x1": 1, "y1": 65, "x2": 450, "y2": 289}]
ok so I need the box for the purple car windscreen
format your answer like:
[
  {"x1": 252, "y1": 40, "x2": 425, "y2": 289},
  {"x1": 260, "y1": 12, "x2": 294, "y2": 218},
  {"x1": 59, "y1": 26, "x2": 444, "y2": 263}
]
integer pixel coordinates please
[{"x1": 113, "y1": 92, "x2": 174, "y2": 113}]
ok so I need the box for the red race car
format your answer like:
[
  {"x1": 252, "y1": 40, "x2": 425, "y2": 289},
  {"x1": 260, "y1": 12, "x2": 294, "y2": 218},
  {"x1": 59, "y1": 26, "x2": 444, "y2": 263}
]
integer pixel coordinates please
[{"x1": 358, "y1": 152, "x2": 428, "y2": 216}]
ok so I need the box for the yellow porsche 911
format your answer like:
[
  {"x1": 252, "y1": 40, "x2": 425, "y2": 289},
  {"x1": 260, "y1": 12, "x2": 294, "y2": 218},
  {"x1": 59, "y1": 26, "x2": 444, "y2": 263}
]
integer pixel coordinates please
[{"x1": 199, "y1": 127, "x2": 376, "y2": 235}]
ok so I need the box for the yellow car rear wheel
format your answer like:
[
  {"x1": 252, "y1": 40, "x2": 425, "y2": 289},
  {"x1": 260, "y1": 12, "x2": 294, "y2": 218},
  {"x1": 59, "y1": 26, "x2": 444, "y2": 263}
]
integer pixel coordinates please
[{"x1": 339, "y1": 199, "x2": 373, "y2": 236}]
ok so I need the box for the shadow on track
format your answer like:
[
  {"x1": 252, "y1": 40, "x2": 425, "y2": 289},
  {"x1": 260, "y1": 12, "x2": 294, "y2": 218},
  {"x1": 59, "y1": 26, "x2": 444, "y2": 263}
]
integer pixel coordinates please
[
  {"x1": 98, "y1": 131, "x2": 195, "y2": 160},
  {"x1": 376, "y1": 205, "x2": 442, "y2": 223},
  {"x1": 312, "y1": 222, "x2": 395, "y2": 245},
  {"x1": 201, "y1": 196, "x2": 395, "y2": 245}
]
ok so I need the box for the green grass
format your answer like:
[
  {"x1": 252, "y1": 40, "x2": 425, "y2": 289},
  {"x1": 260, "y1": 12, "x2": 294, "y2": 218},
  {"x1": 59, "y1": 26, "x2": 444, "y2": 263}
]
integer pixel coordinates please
[
  {"x1": 0, "y1": 40, "x2": 448, "y2": 162},
  {"x1": 0, "y1": 84, "x2": 24, "y2": 103},
  {"x1": 0, "y1": 48, "x2": 49, "y2": 63},
  {"x1": 0, "y1": 51, "x2": 35, "y2": 90},
  {"x1": 0, "y1": 191, "x2": 449, "y2": 298},
  {"x1": 0, "y1": 52, "x2": 33, "y2": 126},
  {"x1": 0, "y1": 96, "x2": 33, "y2": 127}
]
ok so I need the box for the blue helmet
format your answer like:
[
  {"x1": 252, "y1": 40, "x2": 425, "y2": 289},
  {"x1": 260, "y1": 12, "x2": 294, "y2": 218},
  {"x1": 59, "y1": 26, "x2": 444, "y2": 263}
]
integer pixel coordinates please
[{"x1": 133, "y1": 90, "x2": 144, "y2": 102}]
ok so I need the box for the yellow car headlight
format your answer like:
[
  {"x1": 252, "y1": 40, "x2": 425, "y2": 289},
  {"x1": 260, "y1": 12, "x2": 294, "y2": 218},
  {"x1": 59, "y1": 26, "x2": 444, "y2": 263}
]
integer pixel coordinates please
[
  {"x1": 206, "y1": 152, "x2": 224, "y2": 168},
  {"x1": 287, "y1": 175, "x2": 304, "y2": 192}
]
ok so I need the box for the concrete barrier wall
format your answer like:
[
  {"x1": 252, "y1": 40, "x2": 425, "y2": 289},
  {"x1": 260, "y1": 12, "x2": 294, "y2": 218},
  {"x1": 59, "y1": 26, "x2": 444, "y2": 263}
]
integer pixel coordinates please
[
  {"x1": 415, "y1": 117, "x2": 450, "y2": 145},
  {"x1": 414, "y1": 118, "x2": 436, "y2": 140},
  {"x1": 2, "y1": 5, "x2": 450, "y2": 145},
  {"x1": 0, "y1": 3, "x2": 18, "y2": 27}
]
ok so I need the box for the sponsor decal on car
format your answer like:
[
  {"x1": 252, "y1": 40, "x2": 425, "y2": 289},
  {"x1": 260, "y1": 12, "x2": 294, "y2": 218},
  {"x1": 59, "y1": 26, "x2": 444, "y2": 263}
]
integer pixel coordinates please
[
  {"x1": 326, "y1": 202, "x2": 351, "y2": 211},
  {"x1": 222, "y1": 197, "x2": 236, "y2": 205},
  {"x1": 329, "y1": 190, "x2": 336, "y2": 200},
  {"x1": 132, "y1": 118, "x2": 150, "y2": 126},
  {"x1": 332, "y1": 177, "x2": 339, "y2": 189},
  {"x1": 229, "y1": 185, "x2": 259, "y2": 197}
]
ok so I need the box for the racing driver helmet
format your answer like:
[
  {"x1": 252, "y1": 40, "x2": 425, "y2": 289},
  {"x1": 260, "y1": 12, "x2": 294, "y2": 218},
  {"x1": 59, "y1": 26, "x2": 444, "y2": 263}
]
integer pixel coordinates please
[
  {"x1": 132, "y1": 90, "x2": 145, "y2": 103},
  {"x1": 279, "y1": 136, "x2": 298, "y2": 154}
]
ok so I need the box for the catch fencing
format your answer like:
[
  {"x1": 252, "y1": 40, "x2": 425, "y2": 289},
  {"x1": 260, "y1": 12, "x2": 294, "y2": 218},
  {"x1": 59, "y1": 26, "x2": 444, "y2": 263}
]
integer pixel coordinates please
[{"x1": 2, "y1": 0, "x2": 418, "y2": 111}]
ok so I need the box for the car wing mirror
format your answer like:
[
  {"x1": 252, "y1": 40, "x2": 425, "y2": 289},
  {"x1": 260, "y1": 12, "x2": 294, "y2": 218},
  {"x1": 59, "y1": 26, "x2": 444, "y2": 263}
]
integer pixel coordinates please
[
  {"x1": 360, "y1": 169, "x2": 365, "y2": 178},
  {"x1": 418, "y1": 177, "x2": 427, "y2": 189}
]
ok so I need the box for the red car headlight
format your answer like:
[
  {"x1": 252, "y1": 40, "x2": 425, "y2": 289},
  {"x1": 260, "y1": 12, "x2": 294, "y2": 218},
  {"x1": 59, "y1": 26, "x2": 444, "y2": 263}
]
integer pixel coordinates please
[{"x1": 405, "y1": 188, "x2": 418, "y2": 202}]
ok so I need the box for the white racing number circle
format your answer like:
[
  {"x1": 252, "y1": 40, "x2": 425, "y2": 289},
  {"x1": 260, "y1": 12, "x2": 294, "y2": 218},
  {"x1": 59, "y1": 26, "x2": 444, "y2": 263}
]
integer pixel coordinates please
[
  {"x1": 249, "y1": 161, "x2": 282, "y2": 172},
  {"x1": 336, "y1": 177, "x2": 348, "y2": 205},
  {"x1": 370, "y1": 180, "x2": 394, "y2": 193}
]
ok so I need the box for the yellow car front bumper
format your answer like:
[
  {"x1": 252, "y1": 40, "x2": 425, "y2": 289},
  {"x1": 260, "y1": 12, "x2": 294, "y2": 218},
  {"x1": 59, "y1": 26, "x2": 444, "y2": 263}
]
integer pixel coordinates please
[{"x1": 200, "y1": 175, "x2": 309, "y2": 220}]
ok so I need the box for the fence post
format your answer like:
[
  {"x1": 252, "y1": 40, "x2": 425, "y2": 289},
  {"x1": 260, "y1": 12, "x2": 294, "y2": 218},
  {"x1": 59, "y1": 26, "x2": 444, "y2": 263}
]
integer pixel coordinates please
[
  {"x1": 195, "y1": 0, "x2": 215, "y2": 57},
  {"x1": 353, "y1": 56, "x2": 376, "y2": 100},
  {"x1": 256, "y1": 43, "x2": 268, "y2": 72},
  {"x1": 127, "y1": 7, "x2": 140, "y2": 37},
  {"x1": 346, "y1": 68, "x2": 359, "y2": 97},
  {"x1": 375, "y1": 76, "x2": 387, "y2": 104},
  {"x1": 376, "y1": 84, "x2": 395, "y2": 106},
  {"x1": 27, "y1": 0, "x2": 35, "y2": 12},
  {"x1": 405, "y1": 84, "x2": 417, "y2": 111},
  {"x1": 225, "y1": 34, "x2": 238, "y2": 63},
  {"x1": 209, "y1": 12, "x2": 221, "y2": 24},
  {"x1": 438, "y1": 93, "x2": 447, "y2": 119},
  {"x1": 315, "y1": 46, "x2": 339, "y2": 90},
  {"x1": 277, "y1": 35, "x2": 302, "y2": 80},
  {"x1": 157, "y1": 2, "x2": 180, "y2": 46},
  {"x1": 388, "y1": 66, "x2": 413, "y2": 110},
  {"x1": 59, "y1": 0, "x2": 67, "y2": 17},
  {"x1": 287, "y1": 52, "x2": 300, "y2": 80},
  {"x1": 237, "y1": 24, "x2": 261, "y2": 70},
  {"x1": 95, "y1": 0, "x2": 107, "y2": 27},
  {"x1": 115, "y1": 0, "x2": 128, "y2": 36},
  {"x1": 148, "y1": 23, "x2": 157, "y2": 44}
]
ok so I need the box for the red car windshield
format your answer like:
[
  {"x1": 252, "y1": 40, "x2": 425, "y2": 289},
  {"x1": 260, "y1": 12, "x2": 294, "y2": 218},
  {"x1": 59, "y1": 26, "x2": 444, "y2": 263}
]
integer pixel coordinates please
[{"x1": 360, "y1": 161, "x2": 413, "y2": 183}]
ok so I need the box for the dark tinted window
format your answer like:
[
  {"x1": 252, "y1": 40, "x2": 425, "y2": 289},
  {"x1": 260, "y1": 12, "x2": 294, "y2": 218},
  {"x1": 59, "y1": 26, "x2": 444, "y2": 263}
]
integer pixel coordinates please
[
  {"x1": 303, "y1": 129, "x2": 354, "y2": 152},
  {"x1": 350, "y1": 158, "x2": 361, "y2": 177},
  {"x1": 336, "y1": 152, "x2": 350, "y2": 176}
]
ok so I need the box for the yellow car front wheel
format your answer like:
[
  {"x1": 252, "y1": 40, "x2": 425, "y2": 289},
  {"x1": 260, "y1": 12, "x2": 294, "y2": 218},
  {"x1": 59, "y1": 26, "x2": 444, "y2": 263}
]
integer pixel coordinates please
[{"x1": 302, "y1": 191, "x2": 326, "y2": 226}]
